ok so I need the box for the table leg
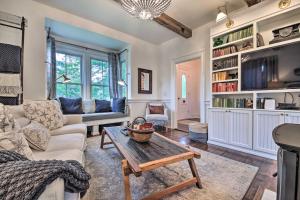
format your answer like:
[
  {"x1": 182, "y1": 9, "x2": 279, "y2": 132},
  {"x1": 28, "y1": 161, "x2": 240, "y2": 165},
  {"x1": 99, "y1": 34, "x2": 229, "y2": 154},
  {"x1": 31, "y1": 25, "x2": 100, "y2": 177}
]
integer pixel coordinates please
[
  {"x1": 122, "y1": 160, "x2": 132, "y2": 200},
  {"x1": 188, "y1": 158, "x2": 202, "y2": 189},
  {"x1": 100, "y1": 129, "x2": 106, "y2": 149}
]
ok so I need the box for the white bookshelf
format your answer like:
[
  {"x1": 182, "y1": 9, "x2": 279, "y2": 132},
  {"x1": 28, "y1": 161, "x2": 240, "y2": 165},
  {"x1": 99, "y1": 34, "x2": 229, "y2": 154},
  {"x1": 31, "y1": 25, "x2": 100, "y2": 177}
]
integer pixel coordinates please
[{"x1": 210, "y1": 5, "x2": 300, "y2": 111}]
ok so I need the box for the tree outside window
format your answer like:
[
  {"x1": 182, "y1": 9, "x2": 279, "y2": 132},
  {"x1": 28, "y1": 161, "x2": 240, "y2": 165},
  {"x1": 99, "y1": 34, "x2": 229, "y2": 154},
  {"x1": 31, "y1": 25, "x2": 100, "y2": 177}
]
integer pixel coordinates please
[
  {"x1": 56, "y1": 52, "x2": 82, "y2": 98},
  {"x1": 91, "y1": 58, "x2": 110, "y2": 100}
]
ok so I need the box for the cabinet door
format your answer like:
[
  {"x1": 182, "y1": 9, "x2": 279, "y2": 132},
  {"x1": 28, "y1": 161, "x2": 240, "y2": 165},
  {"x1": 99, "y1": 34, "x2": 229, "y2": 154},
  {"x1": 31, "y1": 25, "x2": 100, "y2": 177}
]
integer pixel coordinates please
[
  {"x1": 208, "y1": 109, "x2": 229, "y2": 143},
  {"x1": 253, "y1": 111, "x2": 284, "y2": 154},
  {"x1": 284, "y1": 112, "x2": 300, "y2": 124},
  {"x1": 229, "y1": 110, "x2": 253, "y2": 149}
]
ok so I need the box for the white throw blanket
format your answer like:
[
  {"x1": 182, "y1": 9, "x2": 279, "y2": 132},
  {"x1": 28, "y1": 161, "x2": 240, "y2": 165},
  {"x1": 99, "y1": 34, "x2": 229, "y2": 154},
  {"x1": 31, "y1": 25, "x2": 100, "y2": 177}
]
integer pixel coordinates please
[{"x1": 0, "y1": 73, "x2": 22, "y2": 97}]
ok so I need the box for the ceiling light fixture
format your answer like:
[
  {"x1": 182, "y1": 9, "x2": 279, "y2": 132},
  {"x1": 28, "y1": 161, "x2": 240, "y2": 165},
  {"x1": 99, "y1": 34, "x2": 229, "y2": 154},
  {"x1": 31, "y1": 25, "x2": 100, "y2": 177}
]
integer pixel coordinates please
[
  {"x1": 120, "y1": 0, "x2": 172, "y2": 20},
  {"x1": 216, "y1": 5, "x2": 234, "y2": 29}
]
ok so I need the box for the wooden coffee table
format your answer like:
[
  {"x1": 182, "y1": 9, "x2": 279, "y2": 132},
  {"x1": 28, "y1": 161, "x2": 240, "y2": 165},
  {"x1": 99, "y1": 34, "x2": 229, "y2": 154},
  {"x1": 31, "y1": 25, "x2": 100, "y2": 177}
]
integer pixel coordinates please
[{"x1": 101, "y1": 126, "x2": 202, "y2": 200}]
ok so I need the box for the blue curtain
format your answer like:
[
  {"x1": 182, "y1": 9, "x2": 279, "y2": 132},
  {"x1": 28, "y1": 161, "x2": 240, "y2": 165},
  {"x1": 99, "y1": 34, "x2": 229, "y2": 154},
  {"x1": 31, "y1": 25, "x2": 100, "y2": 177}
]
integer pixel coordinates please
[
  {"x1": 108, "y1": 53, "x2": 120, "y2": 98},
  {"x1": 46, "y1": 36, "x2": 56, "y2": 99}
]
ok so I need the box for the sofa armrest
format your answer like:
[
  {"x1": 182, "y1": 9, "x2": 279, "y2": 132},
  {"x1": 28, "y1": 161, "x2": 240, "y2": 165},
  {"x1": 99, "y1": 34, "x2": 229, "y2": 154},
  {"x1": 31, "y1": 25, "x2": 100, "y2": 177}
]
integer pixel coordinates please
[{"x1": 64, "y1": 115, "x2": 83, "y2": 125}]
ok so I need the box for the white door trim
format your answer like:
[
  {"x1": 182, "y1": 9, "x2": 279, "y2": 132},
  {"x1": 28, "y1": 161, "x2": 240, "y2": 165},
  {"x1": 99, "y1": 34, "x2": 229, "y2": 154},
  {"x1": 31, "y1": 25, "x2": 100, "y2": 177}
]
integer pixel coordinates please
[{"x1": 171, "y1": 50, "x2": 206, "y2": 129}]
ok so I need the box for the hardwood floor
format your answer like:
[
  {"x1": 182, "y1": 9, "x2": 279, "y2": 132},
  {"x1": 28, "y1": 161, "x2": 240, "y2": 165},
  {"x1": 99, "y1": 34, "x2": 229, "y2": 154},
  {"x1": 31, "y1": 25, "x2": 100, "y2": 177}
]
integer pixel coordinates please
[{"x1": 158, "y1": 129, "x2": 277, "y2": 200}]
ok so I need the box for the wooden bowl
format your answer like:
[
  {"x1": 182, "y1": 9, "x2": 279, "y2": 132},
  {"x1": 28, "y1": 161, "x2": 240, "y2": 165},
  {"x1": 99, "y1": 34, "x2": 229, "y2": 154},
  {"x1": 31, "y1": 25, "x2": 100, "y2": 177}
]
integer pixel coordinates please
[{"x1": 127, "y1": 127, "x2": 154, "y2": 143}]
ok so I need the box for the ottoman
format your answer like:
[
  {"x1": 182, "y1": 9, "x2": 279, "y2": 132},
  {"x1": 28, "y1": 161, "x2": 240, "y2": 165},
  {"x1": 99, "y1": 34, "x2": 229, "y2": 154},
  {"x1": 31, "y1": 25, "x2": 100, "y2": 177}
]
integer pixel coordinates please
[{"x1": 189, "y1": 122, "x2": 208, "y2": 143}]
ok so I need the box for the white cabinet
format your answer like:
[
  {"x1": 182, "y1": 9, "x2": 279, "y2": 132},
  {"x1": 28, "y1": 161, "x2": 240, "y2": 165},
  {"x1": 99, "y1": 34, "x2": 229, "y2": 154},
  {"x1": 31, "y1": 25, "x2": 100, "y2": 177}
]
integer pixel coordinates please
[
  {"x1": 208, "y1": 109, "x2": 229, "y2": 143},
  {"x1": 253, "y1": 111, "x2": 300, "y2": 155},
  {"x1": 229, "y1": 110, "x2": 253, "y2": 149},
  {"x1": 208, "y1": 109, "x2": 252, "y2": 149}
]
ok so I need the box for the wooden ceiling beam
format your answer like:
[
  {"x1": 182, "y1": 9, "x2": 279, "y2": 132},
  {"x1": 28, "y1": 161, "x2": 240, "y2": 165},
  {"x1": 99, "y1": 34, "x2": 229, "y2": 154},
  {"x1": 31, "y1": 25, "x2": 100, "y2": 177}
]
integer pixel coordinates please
[
  {"x1": 154, "y1": 13, "x2": 192, "y2": 38},
  {"x1": 114, "y1": 0, "x2": 192, "y2": 39}
]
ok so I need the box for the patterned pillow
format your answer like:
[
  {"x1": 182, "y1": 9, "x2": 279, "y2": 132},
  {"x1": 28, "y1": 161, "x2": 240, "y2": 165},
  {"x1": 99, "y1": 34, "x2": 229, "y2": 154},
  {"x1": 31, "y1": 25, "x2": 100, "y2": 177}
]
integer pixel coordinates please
[
  {"x1": 0, "y1": 130, "x2": 34, "y2": 160},
  {"x1": 23, "y1": 100, "x2": 64, "y2": 131},
  {"x1": 21, "y1": 121, "x2": 50, "y2": 151},
  {"x1": 0, "y1": 103, "x2": 17, "y2": 133}
]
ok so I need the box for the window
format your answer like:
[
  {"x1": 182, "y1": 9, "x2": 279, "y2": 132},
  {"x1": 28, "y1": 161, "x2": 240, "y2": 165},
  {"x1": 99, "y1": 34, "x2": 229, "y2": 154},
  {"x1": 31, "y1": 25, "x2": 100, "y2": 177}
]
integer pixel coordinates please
[
  {"x1": 56, "y1": 52, "x2": 82, "y2": 98},
  {"x1": 181, "y1": 74, "x2": 187, "y2": 99},
  {"x1": 90, "y1": 58, "x2": 110, "y2": 100}
]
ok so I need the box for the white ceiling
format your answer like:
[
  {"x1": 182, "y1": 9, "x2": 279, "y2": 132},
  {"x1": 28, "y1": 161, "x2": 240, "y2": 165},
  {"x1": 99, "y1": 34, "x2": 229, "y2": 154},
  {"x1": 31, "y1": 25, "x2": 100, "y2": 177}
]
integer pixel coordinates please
[{"x1": 35, "y1": 0, "x2": 247, "y2": 44}]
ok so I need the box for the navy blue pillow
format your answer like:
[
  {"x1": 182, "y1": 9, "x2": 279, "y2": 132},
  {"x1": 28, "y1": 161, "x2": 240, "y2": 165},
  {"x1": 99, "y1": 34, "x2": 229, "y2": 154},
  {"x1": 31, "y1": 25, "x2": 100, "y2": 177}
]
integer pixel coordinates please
[
  {"x1": 59, "y1": 97, "x2": 84, "y2": 114},
  {"x1": 112, "y1": 97, "x2": 126, "y2": 113},
  {"x1": 95, "y1": 100, "x2": 112, "y2": 113}
]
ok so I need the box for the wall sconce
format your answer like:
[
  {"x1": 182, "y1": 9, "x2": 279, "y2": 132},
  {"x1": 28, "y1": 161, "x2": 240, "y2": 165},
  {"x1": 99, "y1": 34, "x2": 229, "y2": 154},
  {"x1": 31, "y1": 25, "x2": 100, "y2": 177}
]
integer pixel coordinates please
[
  {"x1": 279, "y1": 0, "x2": 291, "y2": 9},
  {"x1": 216, "y1": 5, "x2": 234, "y2": 29}
]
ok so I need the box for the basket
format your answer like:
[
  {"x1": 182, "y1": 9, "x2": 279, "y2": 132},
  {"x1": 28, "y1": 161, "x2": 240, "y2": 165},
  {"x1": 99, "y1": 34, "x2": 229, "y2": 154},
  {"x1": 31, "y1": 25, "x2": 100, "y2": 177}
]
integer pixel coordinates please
[{"x1": 127, "y1": 117, "x2": 154, "y2": 143}]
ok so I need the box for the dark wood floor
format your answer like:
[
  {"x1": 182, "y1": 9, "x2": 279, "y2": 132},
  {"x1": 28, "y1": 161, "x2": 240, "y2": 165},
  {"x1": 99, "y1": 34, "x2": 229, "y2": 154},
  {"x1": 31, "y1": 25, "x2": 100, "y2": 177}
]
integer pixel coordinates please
[{"x1": 158, "y1": 129, "x2": 277, "y2": 200}]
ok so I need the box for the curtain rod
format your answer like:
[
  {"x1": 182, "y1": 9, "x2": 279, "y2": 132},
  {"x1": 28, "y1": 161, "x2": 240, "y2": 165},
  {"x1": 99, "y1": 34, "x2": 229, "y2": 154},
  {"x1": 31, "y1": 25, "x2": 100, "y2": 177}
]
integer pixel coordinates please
[{"x1": 55, "y1": 39, "x2": 127, "y2": 55}]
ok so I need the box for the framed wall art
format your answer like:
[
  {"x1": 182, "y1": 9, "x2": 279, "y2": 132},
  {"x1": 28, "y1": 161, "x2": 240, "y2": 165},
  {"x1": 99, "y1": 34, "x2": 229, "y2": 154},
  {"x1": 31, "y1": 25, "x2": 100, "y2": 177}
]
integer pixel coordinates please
[{"x1": 138, "y1": 68, "x2": 152, "y2": 94}]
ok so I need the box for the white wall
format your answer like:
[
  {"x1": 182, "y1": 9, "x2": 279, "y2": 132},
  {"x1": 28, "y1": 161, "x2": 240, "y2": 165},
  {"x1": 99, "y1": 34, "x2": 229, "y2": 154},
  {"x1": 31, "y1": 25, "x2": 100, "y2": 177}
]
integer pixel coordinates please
[{"x1": 0, "y1": 0, "x2": 160, "y2": 101}]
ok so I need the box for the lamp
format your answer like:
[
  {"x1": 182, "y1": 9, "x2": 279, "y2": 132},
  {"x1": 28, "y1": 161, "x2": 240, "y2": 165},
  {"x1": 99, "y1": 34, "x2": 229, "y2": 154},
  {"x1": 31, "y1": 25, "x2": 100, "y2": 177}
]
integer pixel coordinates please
[
  {"x1": 216, "y1": 5, "x2": 234, "y2": 28},
  {"x1": 47, "y1": 74, "x2": 71, "y2": 100},
  {"x1": 118, "y1": 79, "x2": 128, "y2": 87}
]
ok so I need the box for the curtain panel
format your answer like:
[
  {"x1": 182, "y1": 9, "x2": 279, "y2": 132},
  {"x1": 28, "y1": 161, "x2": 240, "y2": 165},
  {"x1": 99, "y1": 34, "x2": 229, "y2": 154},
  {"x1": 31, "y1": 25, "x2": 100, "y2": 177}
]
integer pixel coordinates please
[
  {"x1": 46, "y1": 36, "x2": 56, "y2": 99},
  {"x1": 108, "y1": 53, "x2": 120, "y2": 98}
]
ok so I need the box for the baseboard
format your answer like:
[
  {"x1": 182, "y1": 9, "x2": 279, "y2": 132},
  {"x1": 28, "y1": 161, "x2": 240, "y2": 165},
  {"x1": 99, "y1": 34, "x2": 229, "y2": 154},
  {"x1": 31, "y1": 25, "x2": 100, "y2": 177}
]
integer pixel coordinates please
[{"x1": 208, "y1": 140, "x2": 277, "y2": 160}]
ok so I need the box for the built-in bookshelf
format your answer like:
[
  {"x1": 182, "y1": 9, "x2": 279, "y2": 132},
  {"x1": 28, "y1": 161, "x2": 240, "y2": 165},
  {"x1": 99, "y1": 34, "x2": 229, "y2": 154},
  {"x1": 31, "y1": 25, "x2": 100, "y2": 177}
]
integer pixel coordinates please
[{"x1": 210, "y1": 5, "x2": 300, "y2": 111}]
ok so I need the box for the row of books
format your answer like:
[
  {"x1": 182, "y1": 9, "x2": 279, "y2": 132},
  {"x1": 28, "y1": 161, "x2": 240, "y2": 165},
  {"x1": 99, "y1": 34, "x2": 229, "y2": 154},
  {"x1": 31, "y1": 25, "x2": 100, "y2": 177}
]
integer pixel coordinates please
[
  {"x1": 213, "y1": 26, "x2": 253, "y2": 48},
  {"x1": 213, "y1": 57, "x2": 238, "y2": 71},
  {"x1": 212, "y1": 82, "x2": 238, "y2": 92},
  {"x1": 212, "y1": 72, "x2": 228, "y2": 81},
  {"x1": 228, "y1": 26, "x2": 253, "y2": 43},
  {"x1": 213, "y1": 45, "x2": 238, "y2": 58},
  {"x1": 213, "y1": 98, "x2": 253, "y2": 108}
]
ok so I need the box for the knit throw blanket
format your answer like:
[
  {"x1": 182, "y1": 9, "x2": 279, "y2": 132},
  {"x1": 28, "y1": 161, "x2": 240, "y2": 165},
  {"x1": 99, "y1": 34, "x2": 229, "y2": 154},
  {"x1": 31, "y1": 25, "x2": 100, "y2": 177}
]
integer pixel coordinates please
[{"x1": 0, "y1": 150, "x2": 91, "y2": 200}]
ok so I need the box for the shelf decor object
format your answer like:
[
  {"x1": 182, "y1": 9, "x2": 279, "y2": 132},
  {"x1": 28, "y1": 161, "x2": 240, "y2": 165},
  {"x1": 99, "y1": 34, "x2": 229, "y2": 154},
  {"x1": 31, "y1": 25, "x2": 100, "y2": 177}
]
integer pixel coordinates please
[
  {"x1": 269, "y1": 23, "x2": 300, "y2": 44},
  {"x1": 120, "y1": 0, "x2": 171, "y2": 20}
]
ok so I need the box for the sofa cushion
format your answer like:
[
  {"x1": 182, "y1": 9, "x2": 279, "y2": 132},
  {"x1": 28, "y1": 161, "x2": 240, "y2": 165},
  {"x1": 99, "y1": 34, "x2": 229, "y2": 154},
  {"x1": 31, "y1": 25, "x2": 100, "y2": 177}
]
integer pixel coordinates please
[
  {"x1": 15, "y1": 117, "x2": 31, "y2": 128},
  {"x1": 50, "y1": 124, "x2": 87, "y2": 136},
  {"x1": 82, "y1": 112, "x2": 127, "y2": 122},
  {"x1": 46, "y1": 133, "x2": 86, "y2": 152},
  {"x1": 112, "y1": 97, "x2": 126, "y2": 113},
  {"x1": 33, "y1": 149, "x2": 84, "y2": 165},
  {"x1": 0, "y1": 130, "x2": 34, "y2": 160},
  {"x1": 95, "y1": 99, "x2": 112, "y2": 113},
  {"x1": 59, "y1": 97, "x2": 84, "y2": 115},
  {"x1": 146, "y1": 114, "x2": 168, "y2": 121},
  {"x1": 82, "y1": 99, "x2": 95, "y2": 113},
  {"x1": 23, "y1": 100, "x2": 64, "y2": 131},
  {"x1": 149, "y1": 105, "x2": 164, "y2": 114},
  {"x1": 22, "y1": 121, "x2": 51, "y2": 151},
  {"x1": 37, "y1": 178, "x2": 64, "y2": 200}
]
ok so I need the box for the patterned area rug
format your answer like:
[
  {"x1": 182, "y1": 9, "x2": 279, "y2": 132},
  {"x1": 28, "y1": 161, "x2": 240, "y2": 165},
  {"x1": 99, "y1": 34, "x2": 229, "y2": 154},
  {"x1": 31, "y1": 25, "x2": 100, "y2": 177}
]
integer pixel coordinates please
[{"x1": 83, "y1": 137, "x2": 258, "y2": 200}]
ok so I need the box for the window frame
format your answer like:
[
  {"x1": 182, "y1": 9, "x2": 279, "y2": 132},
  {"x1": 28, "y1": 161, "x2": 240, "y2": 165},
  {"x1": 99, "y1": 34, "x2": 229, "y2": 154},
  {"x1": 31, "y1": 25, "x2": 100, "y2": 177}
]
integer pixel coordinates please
[{"x1": 55, "y1": 50, "x2": 83, "y2": 98}]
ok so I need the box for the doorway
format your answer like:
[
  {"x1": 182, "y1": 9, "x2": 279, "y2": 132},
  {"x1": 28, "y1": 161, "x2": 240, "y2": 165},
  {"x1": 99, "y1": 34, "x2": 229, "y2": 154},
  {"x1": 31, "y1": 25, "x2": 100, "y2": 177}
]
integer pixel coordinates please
[{"x1": 176, "y1": 58, "x2": 201, "y2": 132}]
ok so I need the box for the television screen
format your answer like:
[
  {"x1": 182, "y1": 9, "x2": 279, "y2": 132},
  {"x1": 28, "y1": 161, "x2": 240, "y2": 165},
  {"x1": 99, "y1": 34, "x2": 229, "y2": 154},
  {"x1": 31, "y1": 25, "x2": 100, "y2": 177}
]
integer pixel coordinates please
[{"x1": 241, "y1": 42, "x2": 300, "y2": 91}]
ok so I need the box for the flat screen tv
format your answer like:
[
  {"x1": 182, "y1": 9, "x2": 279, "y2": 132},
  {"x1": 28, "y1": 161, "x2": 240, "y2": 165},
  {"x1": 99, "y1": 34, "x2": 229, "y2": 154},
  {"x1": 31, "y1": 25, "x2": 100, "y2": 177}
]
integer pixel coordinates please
[{"x1": 241, "y1": 42, "x2": 300, "y2": 91}]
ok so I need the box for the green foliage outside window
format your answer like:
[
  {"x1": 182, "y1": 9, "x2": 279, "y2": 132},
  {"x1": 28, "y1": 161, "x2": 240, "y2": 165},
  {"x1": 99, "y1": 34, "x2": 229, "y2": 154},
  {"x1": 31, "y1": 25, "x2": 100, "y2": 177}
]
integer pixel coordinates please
[{"x1": 91, "y1": 59, "x2": 110, "y2": 100}]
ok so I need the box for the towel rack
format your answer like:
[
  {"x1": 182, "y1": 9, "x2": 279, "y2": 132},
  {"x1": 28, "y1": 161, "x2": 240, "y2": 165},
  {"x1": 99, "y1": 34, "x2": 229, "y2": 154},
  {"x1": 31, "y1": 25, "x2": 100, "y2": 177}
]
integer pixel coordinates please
[{"x1": 0, "y1": 11, "x2": 26, "y2": 105}]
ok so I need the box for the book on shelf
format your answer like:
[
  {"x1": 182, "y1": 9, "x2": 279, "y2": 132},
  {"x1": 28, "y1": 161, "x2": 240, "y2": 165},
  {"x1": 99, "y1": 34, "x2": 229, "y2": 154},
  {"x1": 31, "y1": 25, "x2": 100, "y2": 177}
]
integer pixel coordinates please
[
  {"x1": 213, "y1": 97, "x2": 253, "y2": 108},
  {"x1": 212, "y1": 82, "x2": 238, "y2": 93},
  {"x1": 213, "y1": 45, "x2": 238, "y2": 58},
  {"x1": 213, "y1": 56, "x2": 238, "y2": 71}
]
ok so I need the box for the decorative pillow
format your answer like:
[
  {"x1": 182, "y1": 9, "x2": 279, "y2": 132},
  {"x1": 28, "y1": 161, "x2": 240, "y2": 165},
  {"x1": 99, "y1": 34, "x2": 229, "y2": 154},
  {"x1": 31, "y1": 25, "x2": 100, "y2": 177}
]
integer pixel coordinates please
[
  {"x1": 0, "y1": 103, "x2": 17, "y2": 133},
  {"x1": 23, "y1": 100, "x2": 64, "y2": 131},
  {"x1": 21, "y1": 121, "x2": 50, "y2": 151},
  {"x1": 149, "y1": 105, "x2": 164, "y2": 115},
  {"x1": 95, "y1": 99, "x2": 112, "y2": 113},
  {"x1": 82, "y1": 99, "x2": 96, "y2": 113},
  {"x1": 112, "y1": 97, "x2": 126, "y2": 113},
  {"x1": 59, "y1": 97, "x2": 84, "y2": 114},
  {"x1": 0, "y1": 130, "x2": 34, "y2": 160}
]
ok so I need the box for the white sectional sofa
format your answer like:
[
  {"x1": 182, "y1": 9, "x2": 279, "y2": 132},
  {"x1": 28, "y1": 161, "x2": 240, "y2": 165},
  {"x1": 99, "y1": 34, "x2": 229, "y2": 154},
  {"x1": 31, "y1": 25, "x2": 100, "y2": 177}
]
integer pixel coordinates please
[{"x1": 8, "y1": 105, "x2": 87, "y2": 200}]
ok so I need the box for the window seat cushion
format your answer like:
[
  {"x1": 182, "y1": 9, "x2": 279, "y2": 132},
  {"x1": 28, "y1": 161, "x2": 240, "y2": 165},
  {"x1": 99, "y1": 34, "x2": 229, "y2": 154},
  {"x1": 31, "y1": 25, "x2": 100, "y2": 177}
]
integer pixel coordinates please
[{"x1": 82, "y1": 112, "x2": 128, "y2": 122}]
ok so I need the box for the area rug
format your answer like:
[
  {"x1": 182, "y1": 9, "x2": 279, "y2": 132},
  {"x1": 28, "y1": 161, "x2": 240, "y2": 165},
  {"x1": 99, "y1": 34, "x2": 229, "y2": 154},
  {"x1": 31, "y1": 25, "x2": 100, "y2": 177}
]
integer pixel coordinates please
[{"x1": 83, "y1": 137, "x2": 258, "y2": 200}]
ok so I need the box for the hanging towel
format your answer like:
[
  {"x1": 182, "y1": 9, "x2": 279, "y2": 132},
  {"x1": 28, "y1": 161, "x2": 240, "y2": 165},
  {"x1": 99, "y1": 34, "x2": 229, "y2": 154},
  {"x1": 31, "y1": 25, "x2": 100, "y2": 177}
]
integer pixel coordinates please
[
  {"x1": 0, "y1": 73, "x2": 22, "y2": 97},
  {"x1": 0, "y1": 43, "x2": 21, "y2": 73}
]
